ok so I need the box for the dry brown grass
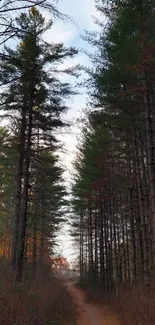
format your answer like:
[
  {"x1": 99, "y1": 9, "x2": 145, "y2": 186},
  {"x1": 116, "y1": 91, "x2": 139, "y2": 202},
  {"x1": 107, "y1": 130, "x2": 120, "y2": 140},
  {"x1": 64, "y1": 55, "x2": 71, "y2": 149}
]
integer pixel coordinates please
[
  {"x1": 85, "y1": 283, "x2": 155, "y2": 325},
  {"x1": 115, "y1": 284, "x2": 155, "y2": 325},
  {"x1": 0, "y1": 262, "x2": 77, "y2": 325}
]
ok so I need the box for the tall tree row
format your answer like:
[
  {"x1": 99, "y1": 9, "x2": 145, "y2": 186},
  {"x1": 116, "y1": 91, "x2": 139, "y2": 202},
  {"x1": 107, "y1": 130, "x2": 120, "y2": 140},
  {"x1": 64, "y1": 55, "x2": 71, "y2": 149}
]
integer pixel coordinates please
[
  {"x1": 71, "y1": 0, "x2": 155, "y2": 292},
  {"x1": 0, "y1": 130, "x2": 66, "y2": 274},
  {"x1": 0, "y1": 4, "x2": 77, "y2": 281}
]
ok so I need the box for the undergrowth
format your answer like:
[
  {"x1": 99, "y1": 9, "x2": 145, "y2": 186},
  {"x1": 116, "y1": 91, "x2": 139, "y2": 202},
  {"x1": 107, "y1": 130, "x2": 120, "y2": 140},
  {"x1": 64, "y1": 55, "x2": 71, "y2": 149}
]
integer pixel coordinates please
[
  {"x1": 115, "y1": 284, "x2": 155, "y2": 325},
  {"x1": 0, "y1": 262, "x2": 77, "y2": 325},
  {"x1": 85, "y1": 283, "x2": 155, "y2": 325}
]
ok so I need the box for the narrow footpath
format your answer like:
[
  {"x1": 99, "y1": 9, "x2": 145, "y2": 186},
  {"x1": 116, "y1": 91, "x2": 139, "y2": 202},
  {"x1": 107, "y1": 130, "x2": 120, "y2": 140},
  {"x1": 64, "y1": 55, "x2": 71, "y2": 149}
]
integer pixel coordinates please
[{"x1": 65, "y1": 282, "x2": 120, "y2": 325}]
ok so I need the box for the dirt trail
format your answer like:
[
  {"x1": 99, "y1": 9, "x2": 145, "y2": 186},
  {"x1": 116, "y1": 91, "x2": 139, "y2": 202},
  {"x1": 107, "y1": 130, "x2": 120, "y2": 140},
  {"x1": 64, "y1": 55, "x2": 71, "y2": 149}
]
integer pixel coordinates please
[{"x1": 65, "y1": 282, "x2": 120, "y2": 325}]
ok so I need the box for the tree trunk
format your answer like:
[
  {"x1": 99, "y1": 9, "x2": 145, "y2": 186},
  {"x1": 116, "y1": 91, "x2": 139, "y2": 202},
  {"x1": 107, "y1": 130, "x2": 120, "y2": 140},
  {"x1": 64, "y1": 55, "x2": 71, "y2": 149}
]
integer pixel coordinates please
[
  {"x1": 12, "y1": 108, "x2": 26, "y2": 267},
  {"x1": 94, "y1": 194, "x2": 98, "y2": 285},
  {"x1": 16, "y1": 104, "x2": 33, "y2": 281},
  {"x1": 144, "y1": 74, "x2": 155, "y2": 278}
]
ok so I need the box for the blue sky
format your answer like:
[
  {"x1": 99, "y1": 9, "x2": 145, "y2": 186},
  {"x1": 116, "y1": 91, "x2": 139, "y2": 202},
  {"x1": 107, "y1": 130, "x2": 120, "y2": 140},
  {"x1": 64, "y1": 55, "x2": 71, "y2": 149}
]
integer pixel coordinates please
[
  {"x1": 42, "y1": 0, "x2": 101, "y2": 187},
  {"x1": 42, "y1": 0, "x2": 102, "y2": 262},
  {"x1": 5, "y1": 0, "x2": 101, "y2": 185},
  {"x1": 1, "y1": 0, "x2": 102, "y2": 262},
  {"x1": 0, "y1": 1, "x2": 102, "y2": 263},
  {"x1": 3, "y1": 0, "x2": 102, "y2": 262}
]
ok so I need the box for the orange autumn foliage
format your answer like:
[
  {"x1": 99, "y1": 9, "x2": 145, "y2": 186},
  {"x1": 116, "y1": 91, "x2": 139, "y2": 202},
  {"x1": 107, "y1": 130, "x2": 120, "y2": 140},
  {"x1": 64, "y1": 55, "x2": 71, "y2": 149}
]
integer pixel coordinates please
[
  {"x1": 0, "y1": 232, "x2": 53, "y2": 265},
  {"x1": 51, "y1": 256, "x2": 70, "y2": 271}
]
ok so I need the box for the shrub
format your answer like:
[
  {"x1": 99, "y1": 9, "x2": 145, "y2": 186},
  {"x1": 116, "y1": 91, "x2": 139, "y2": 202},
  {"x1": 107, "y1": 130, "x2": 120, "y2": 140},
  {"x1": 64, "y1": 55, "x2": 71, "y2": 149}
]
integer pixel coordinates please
[{"x1": 0, "y1": 263, "x2": 76, "y2": 325}]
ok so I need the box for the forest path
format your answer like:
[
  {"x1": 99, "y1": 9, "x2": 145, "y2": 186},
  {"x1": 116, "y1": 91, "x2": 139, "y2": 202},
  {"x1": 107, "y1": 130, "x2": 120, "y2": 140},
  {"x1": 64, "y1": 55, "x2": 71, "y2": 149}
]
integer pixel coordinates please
[{"x1": 64, "y1": 281, "x2": 120, "y2": 325}]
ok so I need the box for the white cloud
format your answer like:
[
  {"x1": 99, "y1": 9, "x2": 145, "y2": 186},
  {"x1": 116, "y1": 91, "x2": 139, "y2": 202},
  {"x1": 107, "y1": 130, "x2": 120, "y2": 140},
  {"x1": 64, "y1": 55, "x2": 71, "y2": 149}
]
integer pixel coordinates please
[
  {"x1": 43, "y1": 20, "x2": 76, "y2": 44},
  {"x1": 42, "y1": 0, "x2": 101, "y2": 46},
  {"x1": 42, "y1": 0, "x2": 99, "y2": 183},
  {"x1": 42, "y1": 0, "x2": 104, "y2": 261},
  {"x1": 57, "y1": 0, "x2": 99, "y2": 31}
]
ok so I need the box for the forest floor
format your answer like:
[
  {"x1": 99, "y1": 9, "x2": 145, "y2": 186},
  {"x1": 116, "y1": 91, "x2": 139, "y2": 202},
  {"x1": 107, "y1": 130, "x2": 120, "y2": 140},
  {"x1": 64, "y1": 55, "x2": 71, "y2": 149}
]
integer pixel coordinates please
[
  {"x1": 72, "y1": 283, "x2": 155, "y2": 325},
  {"x1": 0, "y1": 263, "x2": 77, "y2": 325},
  {"x1": 64, "y1": 281, "x2": 120, "y2": 325}
]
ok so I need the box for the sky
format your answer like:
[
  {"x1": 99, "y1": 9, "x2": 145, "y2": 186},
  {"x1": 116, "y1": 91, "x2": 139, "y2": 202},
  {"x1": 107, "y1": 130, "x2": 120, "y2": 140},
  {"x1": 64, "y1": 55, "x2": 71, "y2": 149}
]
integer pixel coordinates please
[
  {"x1": 41, "y1": 0, "x2": 102, "y2": 262},
  {"x1": 0, "y1": 0, "x2": 102, "y2": 264},
  {"x1": 42, "y1": 0, "x2": 101, "y2": 182},
  {"x1": 0, "y1": 0, "x2": 103, "y2": 264}
]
